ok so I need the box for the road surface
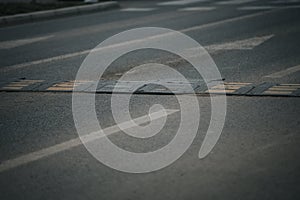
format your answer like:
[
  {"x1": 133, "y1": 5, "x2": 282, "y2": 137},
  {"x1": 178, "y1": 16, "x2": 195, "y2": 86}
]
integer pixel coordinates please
[{"x1": 0, "y1": 0, "x2": 300, "y2": 199}]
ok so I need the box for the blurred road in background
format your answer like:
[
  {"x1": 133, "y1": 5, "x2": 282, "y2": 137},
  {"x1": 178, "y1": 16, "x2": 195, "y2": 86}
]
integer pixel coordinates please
[{"x1": 0, "y1": 0, "x2": 300, "y2": 199}]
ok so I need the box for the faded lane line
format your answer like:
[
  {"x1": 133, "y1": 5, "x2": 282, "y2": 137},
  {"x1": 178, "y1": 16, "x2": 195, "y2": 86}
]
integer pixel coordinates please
[
  {"x1": 179, "y1": 7, "x2": 216, "y2": 11},
  {"x1": 120, "y1": 8, "x2": 157, "y2": 12},
  {"x1": 204, "y1": 34, "x2": 273, "y2": 51},
  {"x1": 46, "y1": 10, "x2": 195, "y2": 40},
  {"x1": 238, "y1": 5, "x2": 300, "y2": 10},
  {"x1": 0, "y1": 49, "x2": 91, "y2": 73},
  {"x1": 216, "y1": 0, "x2": 256, "y2": 5},
  {"x1": 180, "y1": 10, "x2": 273, "y2": 33},
  {"x1": 158, "y1": 0, "x2": 209, "y2": 6},
  {"x1": 0, "y1": 10, "x2": 276, "y2": 73},
  {"x1": 0, "y1": 35, "x2": 53, "y2": 49},
  {"x1": 271, "y1": 0, "x2": 300, "y2": 3},
  {"x1": 0, "y1": 109, "x2": 179, "y2": 173},
  {"x1": 238, "y1": 6, "x2": 276, "y2": 10},
  {"x1": 264, "y1": 65, "x2": 300, "y2": 78},
  {"x1": 161, "y1": 34, "x2": 273, "y2": 65}
]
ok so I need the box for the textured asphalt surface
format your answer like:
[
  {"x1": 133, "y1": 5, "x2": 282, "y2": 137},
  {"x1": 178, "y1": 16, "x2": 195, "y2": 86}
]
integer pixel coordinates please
[{"x1": 0, "y1": 0, "x2": 300, "y2": 199}]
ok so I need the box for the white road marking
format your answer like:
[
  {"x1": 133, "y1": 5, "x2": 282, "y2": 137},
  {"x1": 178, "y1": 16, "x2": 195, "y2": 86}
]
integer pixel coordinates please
[
  {"x1": 264, "y1": 65, "x2": 300, "y2": 78},
  {"x1": 238, "y1": 6, "x2": 276, "y2": 10},
  {"x1": 216, "y1": 0, "x2": 256, "y2": 5},
  {"x1": 158, "y1": 0, "x2": 209, "y2": 6},
  {"x1": 165, "y1": 35, "x2": 273, "y2": 65},
  {"x1": 0, "y1": 10, "x2": 274, "y2": 73},
  {"x1": 0, "y1": 35, "x2": 53, "y2": 50},
  {"x1": 179, "y1": 6, "x2": 216, "y2": 11},
  {"x1": 205, "y1": 34, "x2": 274, "y2": 51},
  {"x1": 180, "y1": 10, "x2": 272, "y2": 32},
  {"x1": 124, "y1": 34, "x2": 274, "y2": 68},
  {"x1": 239, "y1": 5, "x2": 300, "y2": 10},
  {"x1": 271, "y1": 0, "x2": 300, "y2": 3},
  {"x1": 120, "y1": 7, "x2": 156, "y2": 12},
  {"x1": 0, "y1": 109, "x2": 179, "y2": 173},
  {"x1": 0, "y1": 49, "x2": 91, "y2": 73}
]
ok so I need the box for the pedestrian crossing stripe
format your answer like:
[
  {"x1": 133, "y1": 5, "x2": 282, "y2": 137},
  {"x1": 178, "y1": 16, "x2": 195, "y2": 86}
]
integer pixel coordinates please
[{"x1": 0, "y1": 80, "x2": 300, "y2": 97}]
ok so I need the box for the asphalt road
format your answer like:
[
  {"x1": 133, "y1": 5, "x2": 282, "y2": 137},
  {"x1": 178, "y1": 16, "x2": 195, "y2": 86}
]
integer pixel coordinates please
[{"x1": 0, "y1": 0, "x2": 300, "y2": 199}]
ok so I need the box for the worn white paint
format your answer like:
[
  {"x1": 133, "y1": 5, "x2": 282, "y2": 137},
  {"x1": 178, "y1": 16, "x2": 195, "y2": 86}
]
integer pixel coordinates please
[
  {"x1": 216, "y1": 0, "x2": 256, "y2": 5},
  {"x1": 179, "y1": 6, "x2": 216, "y2": 11},
  {"x1": 0, "y1": 35, "x2": 53, "y2": 49},
  {"x1": 264, "y1": 65, "x2": 300, "y2": 78},
  {"x1": 205, "y1": 34, "x2": 274, "y2": 51},
  {"x1": 120, "y1": 8, "x2": 156, "y2": 12},
  {"x1": 158, "y1": 0, "x2": 209, "y2": 6}
]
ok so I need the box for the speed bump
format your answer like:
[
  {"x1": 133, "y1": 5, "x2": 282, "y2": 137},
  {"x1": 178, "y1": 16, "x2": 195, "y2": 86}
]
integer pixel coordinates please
[{"x1": 0, "y1": 79, "x2": 300, "y2": 97}]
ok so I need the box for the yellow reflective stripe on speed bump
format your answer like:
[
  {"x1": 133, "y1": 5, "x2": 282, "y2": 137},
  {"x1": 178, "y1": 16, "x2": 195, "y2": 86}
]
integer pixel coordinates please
[
  {"x1": 206, "y1": 82, "x2": 251, "y2": 94},
  {"x1": 1, "y1": 80, "x2": 43, "y2": 90}
]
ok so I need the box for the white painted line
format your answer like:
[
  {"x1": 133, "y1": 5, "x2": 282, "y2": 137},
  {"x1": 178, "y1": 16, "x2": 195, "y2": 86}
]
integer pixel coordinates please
[
  {"x1": 0, "y1": 35, "x2": 53, "y2": 50},
  {"x1": 120, "y1": 7, "x2": 156, "y2": 12},
  {"x1": 264, "y1": 65, "x2": 300, "y2": 78},
  {"x1": 180, "y1": 10, "x2": 272, "y2": 33},
  {"x1": 179, "y1": 6, "x2": 216, "y2": 11},
  {"x1": 164, "y1": 35, "x2": 273, "y2": 65},
  {"x1": 238, "y1": 6, "x2": 276, "y2": 10},
  {"x1": 126, "y1": 35, "x2": 273, "y2": 69},
  {"x1": 0, "y1": 109, "x2": 179, "y2": 173},
  {"x1": 285, "y1": 5, "x2": 300, "y2": 8},
  {"x1": 0, "y1": 10, "x2": 275, "y2": 73},
  {"x1": 216, "y1": 0, "x2": 256, "y2": 5},
  {"x1": 0, "y1": 49, "x2": 91, "y2": 73},
  {"x1": 158, "y1": 0, "x2": 209, "y2": 6},
  {"x1": 205, "y1": 34, "x2": 274, "y2": 51},
  {"x1": 271, "y1": 0, "x2": 300, "y2": 3},
  {"x1": 239, "y1": 5, "x2": 300, "y2": 10}
]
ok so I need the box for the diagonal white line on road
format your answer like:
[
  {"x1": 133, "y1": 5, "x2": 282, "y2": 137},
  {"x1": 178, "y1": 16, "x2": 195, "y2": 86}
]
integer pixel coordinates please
[
  {"x1": 264, "y1": 65, "x2": 300, "y2": 78},
  {"x1": 161, "y1": 35, "x2": 273, "y2": 67},
  {"x1": 238, "y1": 6, "x2": 276, "y2": 10},
  {"x1": 0, "y1": 109, "x2": 179, "y2": 173},
  {"x1": 120, "y1": 7, "x2": 157, "y2": 12},
  {"x1": 216, "y1": 0, "x2": 256, "y2": 5},
  {"x1": 0, "y1": 35, "x2": 53, "y2": 49},
  {"x1": 205, "y1": 34, "x2": 274, "y2": 51},
  {"x1": 158, "y1": 0, "x2": 209, "y2": 6},
  {"x1": 271, "y1": 0, "x2": 300, "y2": 3},
  {"x1": 238, "y1": 5, "x2": 300, "y2": 10},
  {"x1": 180, "y1": 10, "x2": 271, "y2": 33},
  {"x1": 179, "y1": 6, "x2": 216, "y2": 11}
]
